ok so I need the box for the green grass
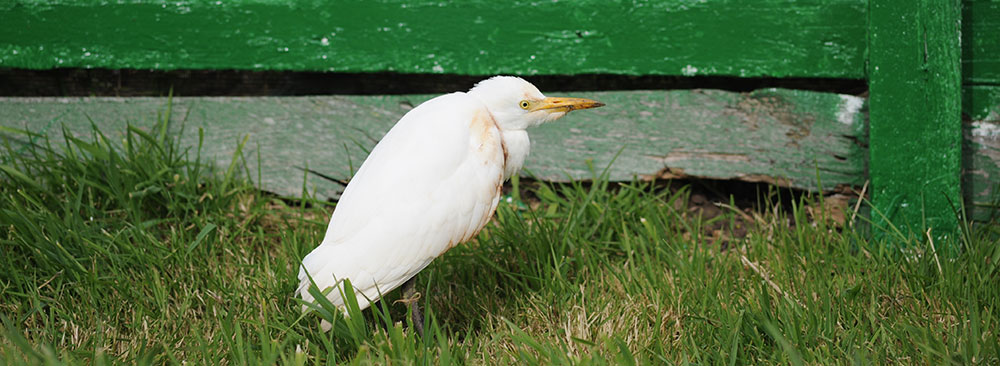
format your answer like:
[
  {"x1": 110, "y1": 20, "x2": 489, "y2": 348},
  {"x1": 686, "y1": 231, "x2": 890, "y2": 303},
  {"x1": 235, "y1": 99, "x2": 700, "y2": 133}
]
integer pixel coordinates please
[{"x1": 1, "y1": 118, "x2": 998, "y2": 365}]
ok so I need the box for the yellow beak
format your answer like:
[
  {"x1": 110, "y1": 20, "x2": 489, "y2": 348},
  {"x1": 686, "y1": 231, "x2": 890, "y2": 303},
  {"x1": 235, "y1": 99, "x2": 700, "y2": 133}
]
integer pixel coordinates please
[{"x1": 530, "y1": 97, "x2": 605, "y2": 112}]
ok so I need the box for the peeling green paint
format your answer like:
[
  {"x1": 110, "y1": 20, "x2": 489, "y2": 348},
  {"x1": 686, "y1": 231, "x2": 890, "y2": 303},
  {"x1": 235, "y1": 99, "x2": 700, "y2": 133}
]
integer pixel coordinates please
[
  {"x1": 963, "y1": 86, "x2": 1000, "y2": 221},
  {"x1": 0, "y1": 89, "x2": 867, "y2": 200},
  {"x1": 4, "y1": 91, "x2": 998, "y2": 220},
  {"x1": 869, "y1": 0, "x2": 963, "y2": 242},
  {"x1": 965, "y1": 124, "x2": 1000, "y2": 221}
]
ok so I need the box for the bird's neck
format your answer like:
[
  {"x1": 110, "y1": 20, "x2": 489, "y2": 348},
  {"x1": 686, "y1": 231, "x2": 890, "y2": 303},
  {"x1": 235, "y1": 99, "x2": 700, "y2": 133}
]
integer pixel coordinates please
[{"x1": 501, "y1": 130, "x2": 530, "y2": 180}]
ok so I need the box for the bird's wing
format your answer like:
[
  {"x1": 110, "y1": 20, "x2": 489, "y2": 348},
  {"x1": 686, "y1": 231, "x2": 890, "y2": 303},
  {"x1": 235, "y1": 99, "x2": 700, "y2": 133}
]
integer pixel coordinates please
[{"x1": 298, "y1": 92, "x2": 506, "y2": 312}]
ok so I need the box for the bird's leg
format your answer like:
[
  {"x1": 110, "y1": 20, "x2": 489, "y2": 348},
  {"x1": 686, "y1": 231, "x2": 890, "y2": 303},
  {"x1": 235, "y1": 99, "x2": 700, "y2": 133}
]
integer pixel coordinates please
[{"x1": 400, "y1": 277, "x2": 424, "y2": 336}]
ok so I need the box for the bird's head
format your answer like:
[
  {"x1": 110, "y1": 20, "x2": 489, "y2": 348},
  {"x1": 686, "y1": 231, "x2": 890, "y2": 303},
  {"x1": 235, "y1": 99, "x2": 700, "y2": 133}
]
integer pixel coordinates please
[{"x1": 468, "y1": 76, "x2": 604, "y2": 131}]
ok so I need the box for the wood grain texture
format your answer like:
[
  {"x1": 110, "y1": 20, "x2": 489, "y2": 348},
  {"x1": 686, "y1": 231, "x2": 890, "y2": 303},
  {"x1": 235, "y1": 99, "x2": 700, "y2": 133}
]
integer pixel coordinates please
[
  {"x1": 0, "y1": 0, "x2": 866, "y2": 78},
  {"x1": 0, "y1": 89, "x2": 867, "y2": 200},
  {"x1": 869, "y1": 0, "x2": 963, "y2": 240},
  {"x1": 8, "y1": 93, "x2": 998, "y2": 220},
  {"x1": 965, "y1": 88, "x2": 1000, "y2": 221}
]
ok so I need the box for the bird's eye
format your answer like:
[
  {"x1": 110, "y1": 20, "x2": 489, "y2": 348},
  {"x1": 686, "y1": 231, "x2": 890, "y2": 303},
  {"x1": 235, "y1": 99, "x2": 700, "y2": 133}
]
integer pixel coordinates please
[{"x1": 519, "y1": 100, "x2": 530, "y2": 110}]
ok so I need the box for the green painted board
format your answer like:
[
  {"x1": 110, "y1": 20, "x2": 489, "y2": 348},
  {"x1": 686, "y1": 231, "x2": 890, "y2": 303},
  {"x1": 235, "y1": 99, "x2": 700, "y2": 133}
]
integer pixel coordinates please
[
  {"x1": 0, "y1": 89, "x2": 867, "y2": 200},
  {"x1": 963, "y1": 0, "x2": 1000, "y2": 85},
  {"x1": 0, "y1": 0, "x2": 867, "y2": 78},
  {"x1": 2, "y1": 1, "x2": 999, "y2": 83},
  {"x1": 3, "y1": 0, "x2": 999, "y2": 84},
  {"x1": 868, "y1": 0, "x2": 963, "y2": 241}
]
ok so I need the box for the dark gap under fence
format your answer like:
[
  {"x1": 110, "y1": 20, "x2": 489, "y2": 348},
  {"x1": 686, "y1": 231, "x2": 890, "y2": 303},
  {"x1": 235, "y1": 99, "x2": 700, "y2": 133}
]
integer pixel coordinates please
[{"x1": 0, "y1": 69, "x2": 868, "y2": 97}]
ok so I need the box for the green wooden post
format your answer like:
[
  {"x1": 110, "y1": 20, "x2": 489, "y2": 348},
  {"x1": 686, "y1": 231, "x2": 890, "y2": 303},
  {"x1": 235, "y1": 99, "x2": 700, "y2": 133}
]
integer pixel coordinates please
[{"x1": 868, "y1": 0, "x2": 963, "y2": 243}]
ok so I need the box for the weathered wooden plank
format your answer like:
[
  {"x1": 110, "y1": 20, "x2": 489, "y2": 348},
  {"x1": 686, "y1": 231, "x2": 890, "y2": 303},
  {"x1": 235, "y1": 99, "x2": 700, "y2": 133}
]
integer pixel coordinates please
[
  {"x1": 0, "y1": 0, "x2": 866, "y2": 78},
  {"x1": 964, "y1": 87, "x2": 1000, "y2": 221},
  {"x1": 869, "y1": 0, "x2": 963, "y2": 240},
  {"x1": 0, "y1": 89, "x2": 866, "y2": 200},
  {"x1": 7, "y1": 92, "x2": 999, "y2": 220},
  {"x1": 532, "y1": 89, "x2": 868, "y2": 191},
  {"x1": 966, "y1": 122, "x2": 1000, "y2": 221}
]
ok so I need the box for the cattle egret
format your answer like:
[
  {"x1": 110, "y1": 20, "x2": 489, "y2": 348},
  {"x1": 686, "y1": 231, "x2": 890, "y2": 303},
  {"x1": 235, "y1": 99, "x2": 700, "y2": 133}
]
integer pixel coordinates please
[{"x1": 297, "y1": 76, "x2": 604, "y2": 333}]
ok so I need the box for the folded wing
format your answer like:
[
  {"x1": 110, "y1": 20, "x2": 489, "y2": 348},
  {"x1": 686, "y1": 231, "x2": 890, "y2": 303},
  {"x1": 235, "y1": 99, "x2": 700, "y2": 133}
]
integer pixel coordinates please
[{"x1": 297, "y1": 92, "x2": 506, "y2": 314}]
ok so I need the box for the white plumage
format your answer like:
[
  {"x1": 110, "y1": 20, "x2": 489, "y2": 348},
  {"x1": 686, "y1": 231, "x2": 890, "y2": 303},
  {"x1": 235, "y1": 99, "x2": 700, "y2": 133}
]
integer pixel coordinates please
[{"x1": 297, "y1": 76, "x2": 603, "y2": 328}]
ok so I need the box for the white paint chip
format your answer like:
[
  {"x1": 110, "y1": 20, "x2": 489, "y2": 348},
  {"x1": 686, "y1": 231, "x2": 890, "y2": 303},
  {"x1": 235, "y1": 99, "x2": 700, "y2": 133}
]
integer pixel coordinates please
[
  {"x1": 972, "y1": 121, "x2": 1000, "y2": 138},
  {"x1": 681, "y1": 65, "x2": 698, "y2": 76},
  {"x1": 837, "y1": 95, "x2": 864, "y2": 125}
]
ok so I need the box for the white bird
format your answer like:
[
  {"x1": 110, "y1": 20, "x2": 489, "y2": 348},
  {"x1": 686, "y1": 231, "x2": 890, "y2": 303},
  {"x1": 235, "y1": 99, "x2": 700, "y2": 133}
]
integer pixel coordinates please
[{"x1": 297, "y1": 76, "x2": 603, "y2": 332}]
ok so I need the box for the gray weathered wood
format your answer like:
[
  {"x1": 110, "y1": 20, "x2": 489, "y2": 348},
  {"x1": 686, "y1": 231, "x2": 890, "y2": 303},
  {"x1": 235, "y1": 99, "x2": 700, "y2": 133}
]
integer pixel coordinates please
[
  {"x1": 966, "y1": 100, "x2": 1000, "y2": 221},
  {"x1": 1, "y1": 89, "x2": 866, "y2": 200}
]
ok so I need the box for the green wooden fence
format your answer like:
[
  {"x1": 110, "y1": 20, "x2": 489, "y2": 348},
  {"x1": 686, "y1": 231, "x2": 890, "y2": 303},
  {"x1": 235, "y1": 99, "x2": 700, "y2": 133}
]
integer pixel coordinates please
[{"x1": 1, "y1": 0, "x2": 998, "y2": 241}]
